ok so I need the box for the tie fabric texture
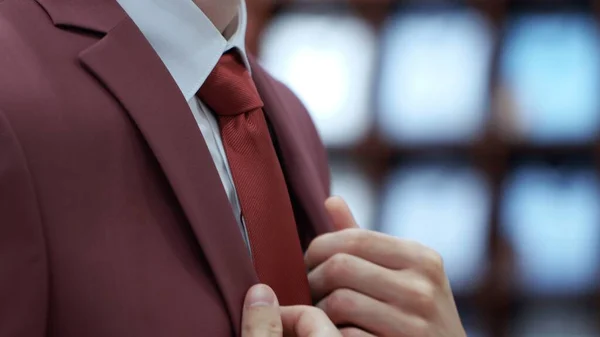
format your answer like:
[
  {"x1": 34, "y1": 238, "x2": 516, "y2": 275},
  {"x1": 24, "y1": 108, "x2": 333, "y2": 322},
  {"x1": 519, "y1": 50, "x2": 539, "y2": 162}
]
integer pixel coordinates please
[{"x1": 198, "y1": 52, "x2": 312, "y2": 306}]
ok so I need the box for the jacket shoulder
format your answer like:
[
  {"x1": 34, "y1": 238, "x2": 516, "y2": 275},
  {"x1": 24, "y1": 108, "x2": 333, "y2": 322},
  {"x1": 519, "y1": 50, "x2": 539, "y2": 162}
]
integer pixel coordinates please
[{"x1": 0, "y1": 0, "x2": 42, "y2": 32}]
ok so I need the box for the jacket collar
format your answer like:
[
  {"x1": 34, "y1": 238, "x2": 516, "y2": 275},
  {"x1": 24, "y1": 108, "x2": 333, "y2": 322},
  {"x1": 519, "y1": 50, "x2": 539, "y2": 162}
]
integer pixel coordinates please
[
  {"x1": 35, "y1": 1, "x2": 331, "y2": 333},
  {"x1": 36, "y1": 0, "x2": 126, "y2": 35}
]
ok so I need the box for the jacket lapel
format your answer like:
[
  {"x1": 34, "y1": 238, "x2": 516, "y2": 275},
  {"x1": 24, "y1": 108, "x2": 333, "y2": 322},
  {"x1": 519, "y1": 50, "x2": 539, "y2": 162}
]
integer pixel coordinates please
[
  {"x1": 250, "y1": 59, "x2": 332, "y2": 239},
  {"x1": 35, "y1": 1, "x2": 258, "y2": 334}
]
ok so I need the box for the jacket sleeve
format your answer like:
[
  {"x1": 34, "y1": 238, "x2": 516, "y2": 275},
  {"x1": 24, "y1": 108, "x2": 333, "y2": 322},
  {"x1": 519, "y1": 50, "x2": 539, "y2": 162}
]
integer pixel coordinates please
[{"x1": 0, "y1": 109, "x2": 48, "y2": 336}]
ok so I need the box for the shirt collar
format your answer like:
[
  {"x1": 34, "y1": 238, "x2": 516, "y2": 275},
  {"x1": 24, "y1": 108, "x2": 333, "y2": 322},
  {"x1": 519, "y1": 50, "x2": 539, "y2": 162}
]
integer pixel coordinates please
[{"x1": 115, "y1": 0, "x2": 250, "y2": 101}]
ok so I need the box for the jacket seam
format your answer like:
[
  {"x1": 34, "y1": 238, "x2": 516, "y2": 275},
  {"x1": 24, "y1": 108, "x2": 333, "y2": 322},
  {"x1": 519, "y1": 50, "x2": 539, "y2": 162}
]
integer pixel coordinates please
[{"x1": 0, "y1": 109, "x2": 52, "y2": 335}]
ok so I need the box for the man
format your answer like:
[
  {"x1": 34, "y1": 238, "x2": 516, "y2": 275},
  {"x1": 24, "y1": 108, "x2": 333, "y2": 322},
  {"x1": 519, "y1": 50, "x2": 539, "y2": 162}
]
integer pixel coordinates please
[{"x1": 0, "y1": 0, "x2": 466, "y2": 336}]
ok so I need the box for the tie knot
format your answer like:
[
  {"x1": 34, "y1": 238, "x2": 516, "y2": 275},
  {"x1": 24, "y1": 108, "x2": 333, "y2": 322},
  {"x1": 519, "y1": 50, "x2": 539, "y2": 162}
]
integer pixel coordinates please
[{"x1": 197, "y1": 53, "x2": 264, "y2": 117}]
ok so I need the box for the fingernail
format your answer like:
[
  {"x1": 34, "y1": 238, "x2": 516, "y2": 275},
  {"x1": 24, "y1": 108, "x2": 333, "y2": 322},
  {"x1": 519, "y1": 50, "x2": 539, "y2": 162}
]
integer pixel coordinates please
[{"x1": 247, "y1": 284, "x2": 276, "y2": 307}]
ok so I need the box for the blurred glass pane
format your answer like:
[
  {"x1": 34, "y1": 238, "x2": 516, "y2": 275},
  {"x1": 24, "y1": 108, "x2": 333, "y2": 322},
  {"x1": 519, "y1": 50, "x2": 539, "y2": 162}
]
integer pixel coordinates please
[
  {"x1": 464, "y1": 330, "x2": 488, "y2": 337},
  {"x1": 460, "y1": 308, "x2": 488, "y2": 337},
  {"x1": 378, "y1": 9, "x2": 493, "y2": 144},
  {"x1": 499, "y1": 14, "x2": 600, "y2": 143},
  {"x1": 502, "y1": 166, "x2": 600, "y2": 295},
  {"x1": 511, "y1": 302, "x2": 599, "y2": 336},
  {"x1": 464, "y1": 324, "x2": 488, "y2": 337},
  {"x1": 380, "y1": 163, "x2": 491, "y2": 294},
  {"x1": 259, "y1": 11, "x2": 377, "y2": 147},
  {"x1": 330, "y1": 160, "x2": 376, "y2": 230}
]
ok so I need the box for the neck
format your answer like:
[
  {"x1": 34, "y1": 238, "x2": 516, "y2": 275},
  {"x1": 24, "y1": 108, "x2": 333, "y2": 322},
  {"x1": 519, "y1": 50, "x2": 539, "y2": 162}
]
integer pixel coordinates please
[{"x1": 193, "y1": 0, "x2": 239, "y2": 34}]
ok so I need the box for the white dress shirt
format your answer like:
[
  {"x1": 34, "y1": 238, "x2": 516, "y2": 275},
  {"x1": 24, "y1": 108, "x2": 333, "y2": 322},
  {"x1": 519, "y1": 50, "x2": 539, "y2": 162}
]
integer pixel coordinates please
[{"x1": 115, "y1": 0, "x2": 251, "y2": 246}]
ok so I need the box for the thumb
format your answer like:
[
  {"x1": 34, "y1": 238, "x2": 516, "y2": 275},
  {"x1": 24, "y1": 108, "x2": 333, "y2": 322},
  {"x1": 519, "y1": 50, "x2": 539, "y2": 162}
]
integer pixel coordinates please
[
  {"x1": 241, "y1": 284, "x2": 283, "y2": 337},
  {"x1": 325, "y1": 196, "x2": 359, "y2": 231}
]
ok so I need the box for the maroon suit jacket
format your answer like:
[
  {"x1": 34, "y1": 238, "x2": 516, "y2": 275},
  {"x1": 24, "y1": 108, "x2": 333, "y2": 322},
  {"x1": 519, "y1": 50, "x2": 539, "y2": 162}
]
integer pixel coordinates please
[{"x1": 0, "y1": 0, "x2": 333, "y2": 336}]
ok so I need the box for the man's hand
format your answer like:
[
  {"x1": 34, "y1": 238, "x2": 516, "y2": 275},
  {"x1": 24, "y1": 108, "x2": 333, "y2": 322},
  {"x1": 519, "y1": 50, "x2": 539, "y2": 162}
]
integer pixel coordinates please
[
  {"x1": 304, "y1": 197, "x2": 467, "y2": 337},
  {"x1": 242, "y1": 284, "x2": 341, "y2": 337}
]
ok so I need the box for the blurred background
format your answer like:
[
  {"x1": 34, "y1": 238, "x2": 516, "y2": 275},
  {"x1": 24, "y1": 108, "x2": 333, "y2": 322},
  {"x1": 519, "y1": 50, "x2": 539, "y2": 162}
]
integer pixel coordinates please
[{"x1": 244, "y1": 0, "x2": 600, "y2": 336}]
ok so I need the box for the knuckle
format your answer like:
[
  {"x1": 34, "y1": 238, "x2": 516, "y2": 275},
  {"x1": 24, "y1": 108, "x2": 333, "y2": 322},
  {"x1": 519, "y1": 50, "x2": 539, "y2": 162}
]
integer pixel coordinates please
[
  {"x1": 411, "y1": 281, "x2": 436, "y2": 313},
  {"x1": 401, "y1": 239, "x2": 425, "y2": 252},
  {"x1": 242, "y1": 308, "x2": 283, "y2": 337},
  {"x1": 325, "y1": 253, "x2": 354, "y2": 279},
  {"x1": 267, "y1": 321, "x2": 283, "y2": 336},
  {"x1": 340, "y1": 327, "x2": 367, "y2": 337},
  {"x1": 325, "y1": 288, "x2": 356, "y2": 317},
  {"x1": 407, "y1": 317, "x2": 430, "y2": 337},
  {"x1": 242, "y1": 321, "x2": 283, "y2": 337},
  {"x1": 344, "y1": 228, "x2": 368, "y2": 252},
  {"x1": 421, "y1": 250, "x2": 444, "y2": 281},
  {"x1": 304, "y1": 305, "x2": 327, "y2": 319},
  {"x1": 306, "y1": 235, "x2": 325, "y2": 258}
]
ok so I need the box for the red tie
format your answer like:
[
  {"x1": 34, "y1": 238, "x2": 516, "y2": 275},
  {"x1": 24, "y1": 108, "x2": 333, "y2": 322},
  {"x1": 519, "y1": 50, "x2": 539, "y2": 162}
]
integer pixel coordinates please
[{"x1": 198, "y1": 53, "x2": 312, "y2": 306}]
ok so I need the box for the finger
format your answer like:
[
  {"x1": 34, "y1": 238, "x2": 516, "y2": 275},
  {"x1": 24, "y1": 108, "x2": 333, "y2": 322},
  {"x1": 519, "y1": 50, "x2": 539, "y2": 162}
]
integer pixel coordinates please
[
  {"x1": 325, "y1": 196, "x2": 359, "y2": 231},
  {"x1": 308, "y1": 253, "x2": 394, "y2": 302},
  {"x1": 242, "y1": 284, "x2": 283, "y2": 337},
  {"x1": 307, "y1": 254, "x2": 435, "y2": 315},
  {"x1": 280, "y1": 305, "x2": 342, "y2": 337},
  {"x1": 305, "y1": 230, "x2": 445, "y2": 283},
  {"x1": 306, "y1": 229, "x2": 422, "y2": 271},
  {"x1": 316, "y1": 288, "x2": 423, "y2": 337},
  {"x1": 339, "y1": 327, "x2": 377, "y2": 337}
]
